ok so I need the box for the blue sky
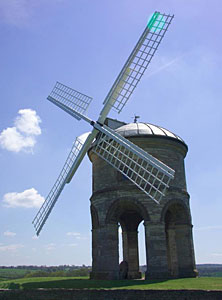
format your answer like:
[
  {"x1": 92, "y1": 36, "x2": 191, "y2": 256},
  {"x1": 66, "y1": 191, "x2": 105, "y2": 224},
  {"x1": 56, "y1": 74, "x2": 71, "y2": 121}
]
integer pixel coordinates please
[{"x1": 0, "y1": 0, "x2": 221, "y2": 266}]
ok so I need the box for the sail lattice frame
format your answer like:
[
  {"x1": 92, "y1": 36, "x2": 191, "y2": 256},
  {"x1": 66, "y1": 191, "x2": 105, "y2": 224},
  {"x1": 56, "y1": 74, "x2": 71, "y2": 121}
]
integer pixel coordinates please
[
  {"x1": 47, "y1": 82, "x2": 92, "y2": 120},
  {"x1": 103, "y1": 12, "x2": 174, "y2": 113},
  {"x1": 92, "y1": 124, "x2": 174, "y2": 204},
  {"x1": 32, "y1": 136, "x2": 85, "y2": 235}
]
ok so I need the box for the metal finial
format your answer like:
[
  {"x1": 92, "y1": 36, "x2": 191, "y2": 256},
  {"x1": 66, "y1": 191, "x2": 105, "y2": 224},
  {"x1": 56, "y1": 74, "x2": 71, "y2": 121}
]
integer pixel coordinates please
[{"x1": 133, "y1": 115, "x2": 140, "y2": 123}]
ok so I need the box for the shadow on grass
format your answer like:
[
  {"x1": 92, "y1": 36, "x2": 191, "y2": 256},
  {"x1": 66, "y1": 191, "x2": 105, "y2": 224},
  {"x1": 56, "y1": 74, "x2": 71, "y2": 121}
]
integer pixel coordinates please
[
  {"x1": 20, "y1": 278, "x2": 168, "y2": 290},
  {"x1": 8, "y1": 282, "x2": 20, "y2": 289}
]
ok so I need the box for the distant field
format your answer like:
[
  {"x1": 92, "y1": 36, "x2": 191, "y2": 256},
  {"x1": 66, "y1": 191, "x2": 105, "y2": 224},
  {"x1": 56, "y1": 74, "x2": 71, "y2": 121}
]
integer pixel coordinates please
[
  {"x1": 0, "y1": 277, "x2": 222, "y2": 290},
  {"x1": 0, "y1": 268, "x2": 34, "y2": 280}
]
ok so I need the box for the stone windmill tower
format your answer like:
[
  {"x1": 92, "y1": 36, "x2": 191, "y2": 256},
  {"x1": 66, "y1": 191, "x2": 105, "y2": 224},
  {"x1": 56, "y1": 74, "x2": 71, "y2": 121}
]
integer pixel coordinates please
[
  {"x1": 32, "y1": 12, "x2": 197, "y2": 281},
  {"x1": 88, "y1": 118, "x2": 197, "y2": 280}
]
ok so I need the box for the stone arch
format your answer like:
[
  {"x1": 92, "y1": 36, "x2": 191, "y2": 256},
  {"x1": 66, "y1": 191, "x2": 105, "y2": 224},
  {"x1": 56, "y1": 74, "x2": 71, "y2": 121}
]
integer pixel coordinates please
[
  {"x1": 160, "y1": 199, "x2": 191, "y2": 224},
  {"x1": 105, "y1": 197, "x2": 149, "y2": 279},
  {"x1": 161, "y1": 200, "x2": 195, "y2": 278},
  {"x1": 105, "y1": 197, "x2": 150, "y2": 225}
]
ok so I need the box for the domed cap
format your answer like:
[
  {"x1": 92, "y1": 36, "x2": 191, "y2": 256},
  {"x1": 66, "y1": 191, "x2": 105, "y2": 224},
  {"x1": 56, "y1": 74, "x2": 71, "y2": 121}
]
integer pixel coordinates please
[{"x1": 115, "y1": 122, "x2": 185, "y2": 144}]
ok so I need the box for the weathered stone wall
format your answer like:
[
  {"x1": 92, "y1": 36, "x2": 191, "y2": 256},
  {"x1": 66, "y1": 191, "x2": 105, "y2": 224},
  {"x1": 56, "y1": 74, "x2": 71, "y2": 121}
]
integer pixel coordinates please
[
  {"x1": 1, "y1": 289, "x2": 222, "y2": 300},
  {"x1": 88, "y1": 130, "x2": 197, "y2": 280}
]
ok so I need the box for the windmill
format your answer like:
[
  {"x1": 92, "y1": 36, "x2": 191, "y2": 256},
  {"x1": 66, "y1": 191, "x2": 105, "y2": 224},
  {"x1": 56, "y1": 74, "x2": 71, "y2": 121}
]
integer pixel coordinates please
[{"x1": 33, "y1": 12, "x2": 174, "y2": 236}]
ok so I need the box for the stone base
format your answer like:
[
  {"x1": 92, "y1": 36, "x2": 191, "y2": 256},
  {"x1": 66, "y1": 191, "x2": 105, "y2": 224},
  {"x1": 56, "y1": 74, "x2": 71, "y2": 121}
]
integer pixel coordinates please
[
  {"x1": 145, "y1": 270, "x2": 170, "y2": 280},
  {"x1": 177, "y1": 269, "x2": 198, "y2": 278},
  {"x1": 145, "y1": 269, "x2": 198, "y2": 280},
  {"x1": 127, "y1": 271, "x2": 142, "y2": 279}
]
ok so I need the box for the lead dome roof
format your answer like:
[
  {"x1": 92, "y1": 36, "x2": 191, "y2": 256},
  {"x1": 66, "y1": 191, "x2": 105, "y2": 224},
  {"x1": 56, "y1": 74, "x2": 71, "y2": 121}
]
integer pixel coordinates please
[{"x1": 115, "y1": 122, "x2": 185, "y2": 144}]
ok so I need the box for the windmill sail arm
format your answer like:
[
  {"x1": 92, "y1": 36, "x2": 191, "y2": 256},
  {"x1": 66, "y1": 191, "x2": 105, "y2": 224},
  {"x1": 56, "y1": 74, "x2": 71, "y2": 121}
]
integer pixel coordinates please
[
  {"x1": 99, "y1": 12, "x2": 174, "y2": 121},
  {"x1": 47, "y1": 81, "x2": 93, "y2": 122},
  {"x1": 66, "y1": 129, "x2": 98, "y2": 182},
  {"x1": 48, "y1": 96, "x2": 93, "y2": 124},
  {"x1": 32, "y1": 131, "x2": 97, "y2": 236},
  {"x1": 93, "y1": 123, "x2": 174, "y2": 204}
]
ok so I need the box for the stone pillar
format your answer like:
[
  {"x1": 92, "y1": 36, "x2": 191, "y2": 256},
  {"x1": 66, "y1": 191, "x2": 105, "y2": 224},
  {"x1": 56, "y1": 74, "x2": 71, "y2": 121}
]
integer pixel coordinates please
[
  {"x1": 175, "y1": 224, "x2": 197, "y2": 278},
  {"x1": 144, "y1": 221, "x2": 169, "y2": 279},
  {"x1": 90, "y1": 224, "x2": 119, "y2": 280},
  {"x1": 122, "y1": 230, "x2": 141, "y2": 279},
  {"x1": 166, "y1": 226, "x2": 179, "y2": 277}
]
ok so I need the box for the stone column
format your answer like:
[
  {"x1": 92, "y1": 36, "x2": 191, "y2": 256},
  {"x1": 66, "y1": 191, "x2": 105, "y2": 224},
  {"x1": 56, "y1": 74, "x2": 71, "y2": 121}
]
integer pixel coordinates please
[
  {"x1": 166, "y1": 226, "x2": 179, "y2": 277},
  {"x1": 90, "y1": 223, "x2": 119, "y2": 280},
  {"x1": 175, "y1": 224, "x2": 197, "y2": 277},
  {"x1": 144, "y1": 221, "x2": 169, "y2": 279},
  {"x1": 122, "y1": 230, "x2": 141, "y2": 279}
]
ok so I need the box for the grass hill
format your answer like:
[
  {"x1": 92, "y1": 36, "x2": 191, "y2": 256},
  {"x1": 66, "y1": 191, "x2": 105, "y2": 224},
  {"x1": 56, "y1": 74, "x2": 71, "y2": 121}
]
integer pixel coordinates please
[
  {"x1": 0, "y1": 277, "x2": 222, "y2": 290},
  {"x1": 0, "y1": 264, "x2": 222, "y2": 291}
]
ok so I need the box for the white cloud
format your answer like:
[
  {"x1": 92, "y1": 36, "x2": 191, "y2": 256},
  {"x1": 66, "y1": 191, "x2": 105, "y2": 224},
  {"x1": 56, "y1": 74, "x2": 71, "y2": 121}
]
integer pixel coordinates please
[
  {"x1": 66, "y1": 232, "x2": 81, "y2": 237},
  {"x1": 15, "y1": 109, "x2": 41, "y2": 135},
  {"x1": 0, "y1": 109, "x2": 41, "y2": 153},
  {"x1": 0, "y1": 244, "x2": 24, "y2": 252},
  {"x1": 0, "y1": 127, "x2": 35, "y2": 152},
  {"x1": 3, "y1": 188, "x2": 44, "y2": 208},
  {"x1": 3, "y1": 230, "x2": 16, "y2": 237}
]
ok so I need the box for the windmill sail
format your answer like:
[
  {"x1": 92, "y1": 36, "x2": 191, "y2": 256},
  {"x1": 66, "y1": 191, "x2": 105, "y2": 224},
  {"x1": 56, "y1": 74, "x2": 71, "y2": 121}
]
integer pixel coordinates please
[
  {"x1": 48, "y1": 95, "x2": 93, "y2": 125},
  {"x1": 102, "y1": 12, "x2": 174, "y2": 114},
  {"x1": 93, "y1": 123, "x2": 174, "y2": 204},
  {"x1": 32, "y1": 132, "x2": 95, "y2": 235},
  {"x1": 33, "y1": 12, "x2": 175, "y2": 235},
  {"x1": 47, "y1": 82, "x2": 93, "y2": 121}
]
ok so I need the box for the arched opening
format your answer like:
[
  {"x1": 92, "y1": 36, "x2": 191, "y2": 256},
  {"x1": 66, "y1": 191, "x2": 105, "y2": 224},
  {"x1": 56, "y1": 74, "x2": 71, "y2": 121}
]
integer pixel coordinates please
[
  {"x1": 119, "y1": 210, "x2": 143, "y2": 279},
  {"x1": 118, "y1": 220, "x2": 146, "y2": 278},
  {"x1": 138, "y1": 222, "x2": 146, "y2": 274},
  {"x1": 106, "y1": 198, "x2": 149, "y2": 279},
  {"x1": 164, "y1": 202, "x2": 194, "y2": 278}
]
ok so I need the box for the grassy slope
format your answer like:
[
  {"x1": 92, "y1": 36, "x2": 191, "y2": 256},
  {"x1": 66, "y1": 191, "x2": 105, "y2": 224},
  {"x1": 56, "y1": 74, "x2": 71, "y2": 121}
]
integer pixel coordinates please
[{"x1": 0, "y1": 277, "x2": 222, "y2": 290}]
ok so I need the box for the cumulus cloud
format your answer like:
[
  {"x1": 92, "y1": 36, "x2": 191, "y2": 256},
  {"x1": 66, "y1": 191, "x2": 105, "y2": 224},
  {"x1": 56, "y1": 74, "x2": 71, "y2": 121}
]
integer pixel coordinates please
[
  {"x1": 15, "y1": 109, "x2": 41, "y2": 135},
  {"x1": 0, "y1": 109, "x2": 41, "y2": 153},
  {"x1": 0, "y1": 244, "x2": 24, "y2": 252},
  {"x1": 3, "y1": 188, "x2": 44, "y2": 208},
  {"x1": 3, "y1": 231, "x2": 16, "y2": 237}
]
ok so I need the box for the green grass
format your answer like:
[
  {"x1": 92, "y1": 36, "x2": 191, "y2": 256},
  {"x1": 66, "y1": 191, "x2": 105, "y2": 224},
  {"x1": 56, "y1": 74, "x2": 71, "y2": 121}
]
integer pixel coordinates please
[{"x1": 0, "y1": 277, "x2": 222, "y2": 290}]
